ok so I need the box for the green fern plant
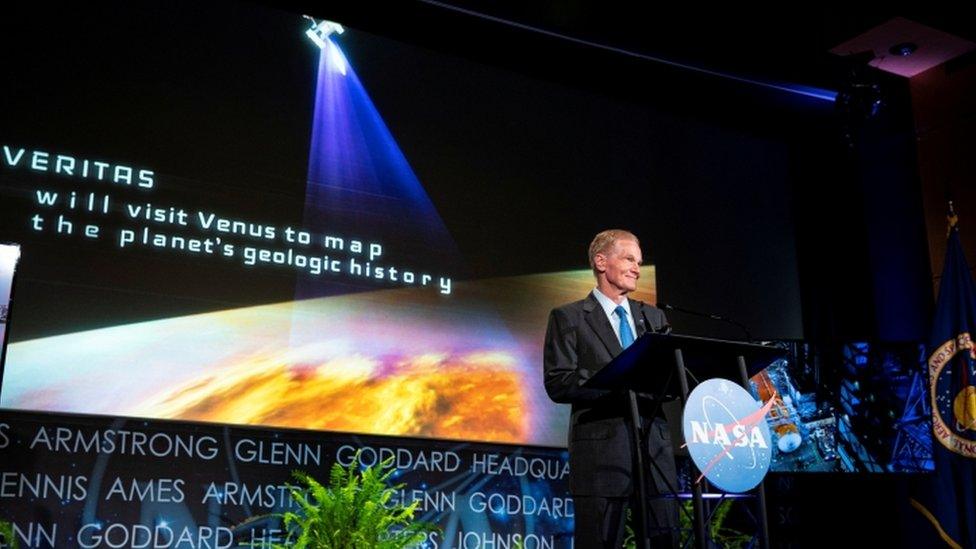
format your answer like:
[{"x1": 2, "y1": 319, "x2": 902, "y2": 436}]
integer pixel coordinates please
[
  {"x1": 619, "y1": 499, "x2": 751, "y2": 548},
  {"x1": 0, "y1": 519, "x2": 19, "y2": 549},
  {"x1": 706, "y1": 499, "x2": 751, "y2": 549},
  {"x1": 264, "y1": 452, "x2": 437, "y2": 548}
]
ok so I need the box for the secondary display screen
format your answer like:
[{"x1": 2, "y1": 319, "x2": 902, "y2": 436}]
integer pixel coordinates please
[{"x1": 0, "y1": 243, "x2": 19, "y2": 374}]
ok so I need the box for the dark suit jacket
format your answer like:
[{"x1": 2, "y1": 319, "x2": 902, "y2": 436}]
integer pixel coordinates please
[{"x1": 543, "y1": 291, "x2": 672, "y2": 497}]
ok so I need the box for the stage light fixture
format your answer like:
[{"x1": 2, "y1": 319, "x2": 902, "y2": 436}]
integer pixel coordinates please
[{"x1": 888, "y1": 42, "x2": 918, "y2": 57}]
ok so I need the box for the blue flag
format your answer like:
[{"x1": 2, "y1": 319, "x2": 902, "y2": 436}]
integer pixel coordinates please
[{"x1": 918, "y1": 225, "x2": 976, "y2": 548}]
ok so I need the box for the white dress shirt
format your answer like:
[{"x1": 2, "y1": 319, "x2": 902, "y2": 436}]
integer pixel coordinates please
[{"x1": 592, "y1": 287, "x2": 638, "y2": 346}]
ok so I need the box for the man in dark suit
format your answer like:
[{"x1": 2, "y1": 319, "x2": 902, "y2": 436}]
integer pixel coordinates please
[{"x1": 544, "y1": 229, "x2": 678, "y2": 548}]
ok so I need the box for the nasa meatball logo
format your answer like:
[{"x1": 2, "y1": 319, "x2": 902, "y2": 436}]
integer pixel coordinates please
[
  {"x1": 682, "y1": 378, "x2": 773, "y2": 493},
  {"x1": 929, "y1": 332, "x2": 976, "y2": 458}
]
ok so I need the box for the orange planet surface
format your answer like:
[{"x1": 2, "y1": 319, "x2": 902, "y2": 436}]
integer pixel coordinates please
[{"x1": 2, "y1": 267, "x2": 656, "y2": 446}]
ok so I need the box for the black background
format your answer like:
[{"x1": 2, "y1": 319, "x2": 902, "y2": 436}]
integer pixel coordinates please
[{"x1": 1, "y1": 1, "x2": 820, "y2": 341}]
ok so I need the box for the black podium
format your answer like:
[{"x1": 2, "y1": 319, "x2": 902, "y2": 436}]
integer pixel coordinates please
[{"x1": 584, "y1": 332, "x2": 786, "y2": 549}]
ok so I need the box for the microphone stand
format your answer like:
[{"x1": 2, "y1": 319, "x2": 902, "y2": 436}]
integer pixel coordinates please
[{"x1": 659, "y1": 303, "x2": 753, "y2": 342}]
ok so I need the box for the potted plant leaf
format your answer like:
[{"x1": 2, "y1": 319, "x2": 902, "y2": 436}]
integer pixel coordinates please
[
  {"x1": 0, "y1": 520, "x2": 19, "y2": 549},
  {"x1": 248, "y1": 451, "x2": 437, "y2": 548}
]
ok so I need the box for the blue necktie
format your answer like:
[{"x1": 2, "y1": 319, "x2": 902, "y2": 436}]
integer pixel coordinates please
[{"x1": 615, "y1": 304, "x2": 635, "y2": 348}]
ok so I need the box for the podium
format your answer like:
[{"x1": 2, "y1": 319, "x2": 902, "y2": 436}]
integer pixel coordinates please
[{"x1": 584, "y1": 332, "x2": 786, "y2": 549}]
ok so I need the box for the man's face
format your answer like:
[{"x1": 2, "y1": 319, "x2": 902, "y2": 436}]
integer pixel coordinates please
[{"x1": 596, "y1": 239, "x2": 642, "y2": 295}]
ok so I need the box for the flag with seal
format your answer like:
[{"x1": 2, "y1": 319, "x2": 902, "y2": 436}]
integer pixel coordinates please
[{"x1": 913, "y1": 206, "x2": 976, "y2": 549}]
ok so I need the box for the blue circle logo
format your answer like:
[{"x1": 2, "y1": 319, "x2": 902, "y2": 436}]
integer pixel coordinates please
[{"x1": 682, "y1": 378, "x2": 772, "y2": 493}]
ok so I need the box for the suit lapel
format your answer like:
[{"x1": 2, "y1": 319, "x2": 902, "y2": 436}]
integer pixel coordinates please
[
  {"x1": 630, "y1": 299, "x2": 647, "y2": 337},
  {"x1": 584, "y1": 292, "x2": 623, "y2": 357}
]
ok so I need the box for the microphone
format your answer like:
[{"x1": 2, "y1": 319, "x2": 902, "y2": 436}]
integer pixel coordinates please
[
  {"x1": 658, "y1": 303, "x2": 752, "y2": 341},
  {"x1": 639, "y1": 306, "x2": 672, "y2": 335}
]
